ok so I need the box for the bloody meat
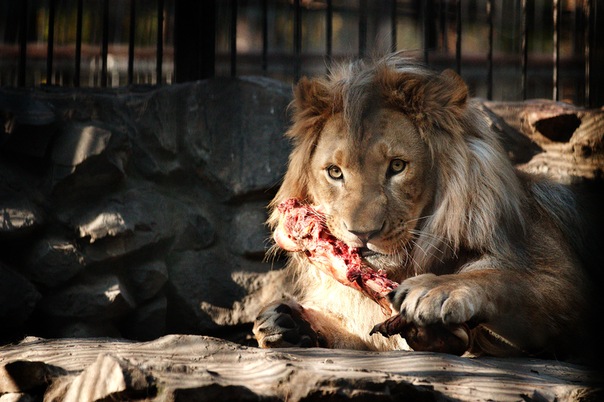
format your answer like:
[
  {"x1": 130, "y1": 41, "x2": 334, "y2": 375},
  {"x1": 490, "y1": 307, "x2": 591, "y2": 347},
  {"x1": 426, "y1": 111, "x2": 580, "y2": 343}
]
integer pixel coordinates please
[
  {"x1": 275, "y1": 198, "x2": 397, "y2": 314},
  {"x1": 274, "y1": 198, "x2": 471, "y2": 355}
]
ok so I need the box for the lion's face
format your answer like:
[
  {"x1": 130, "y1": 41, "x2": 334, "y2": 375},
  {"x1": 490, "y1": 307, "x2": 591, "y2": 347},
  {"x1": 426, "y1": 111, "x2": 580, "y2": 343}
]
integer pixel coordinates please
[
  {"x1": 307, "y1": 108, "x2": 435, "y2": 271},
  {"x1": 271, "y1": 57, "x2": 488, "y2": 274}
]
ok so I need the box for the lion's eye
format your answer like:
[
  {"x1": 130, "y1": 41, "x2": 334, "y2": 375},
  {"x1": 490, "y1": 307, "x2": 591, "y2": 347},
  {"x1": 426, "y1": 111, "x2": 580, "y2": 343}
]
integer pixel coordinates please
[
  {"x1": 327, "y1": 165, "x2": 343, "y2": 180},
  {"x1": 389, "y1": 159, "x2": 407, "y2": 174}
]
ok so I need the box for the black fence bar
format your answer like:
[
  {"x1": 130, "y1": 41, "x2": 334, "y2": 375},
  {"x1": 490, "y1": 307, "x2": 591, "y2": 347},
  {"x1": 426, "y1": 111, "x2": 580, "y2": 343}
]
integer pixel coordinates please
[
  {"x1": 74, "y1": 0, "x2": 83, "y2": 87},
  {"x1": 230, "y1": 0, "x2": 237, "y2": 77},
  {"x1": 359, "y1": 0, "x2": 367, "y2": 58},
  {"x1": 422, "y1": 0, "x2": 429, "y2": 63},
  {"x1": 18, "y1": 0, "x2": 28, "y2": 87},
  {"x1": 101, "y1": 0, "x2": 109, "y2": 87},
  {"x1": 521, "y1": 0, "x2": 528, "y2": 99},
  {"x1": 46, "y1": 0, "x2": 56, "y2": 85},
  {"x1": 174, "y1": 0, "x2": 213, "y2": 82},
  {"x1": 585, "y1": 0, "x2": 591, "y2": 107},
  {"x1": 326, "y1": 0, "x2": 333, "y2": 65},
  {"x1": 455, "y1": 0, "x2": 461, "y2": 74},
  {"x1": 589, "y1": 0, "x2": 602, "y2": 108},
  {"x1": 390, "y1": 0, "x2": 396, "y2": 53},
  {"x1": 156, "y1": 0, "x2": 164, "y2": 84},
  {"x1": 486, "y1": 0, "x2": 493, "y2": 100},
  {"x1": 553, "y1": 0, "x2": 561, "y2": 101},
  {"x1": 128, "y1": 0, "x2": 135, "y2": 85},
  {"x1": 262, "y1": 0, "x2": 268, "y2": 72},
  {"x1": 293, "y1": 0, "x2": 301, "y2": 81},
  {"x1": 439, "y1": 1, "x2": 448, "y2": 53}
]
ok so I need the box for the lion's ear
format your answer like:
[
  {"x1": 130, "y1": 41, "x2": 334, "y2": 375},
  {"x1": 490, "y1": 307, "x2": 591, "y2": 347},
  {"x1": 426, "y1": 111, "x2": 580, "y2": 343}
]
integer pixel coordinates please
[
  {"x1": 293, "y1": 77, "x2": 331, "y2": 117},
  {"x1": 419, "y1": 69, "x2": 468, "y2": 124},
  {"x1": 432, "y1": 69, "x2": 468, "y2": 112},
  {"x1": 380, "y1": 67, "x2": 468, "y2": 129}
]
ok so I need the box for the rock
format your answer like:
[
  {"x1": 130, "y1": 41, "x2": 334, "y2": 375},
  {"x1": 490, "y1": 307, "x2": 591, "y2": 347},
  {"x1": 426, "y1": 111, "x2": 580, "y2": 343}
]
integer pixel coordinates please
[
  {"x1": 22, "y1": 235, "x2": 84, "y2": 287},
  {"x1": 166, "y1": 250, "x2": 244, "y2": 333},
  {"x1": 124, "y1": 260, "x2": 168, "y2": 302},
  {"x1": 172, "y1": 213, "x2": 216, "y2": 251},
  {"x1": 45, "y1": 320, "x2": 121, "y2": 339},
  {"x1": 49, "y1": 122, "x2": 130, "y2": 195},
  {"x1": 196, "y1": 78, "x2": 292, "y2": 198},
  {"x1": 200, "y1": 269, "x2": 291, "y2": 327},
  {"x1": 38, "y1": 273, "x2": 135, "y2": 319},
  {"x1": 123, "y1": 78, "x2": 292, "y2": 193},
  {"x1": 0, "y1": 191, "x2": 44, "y2": 240},
  {"x1": 62, "y1": 354, "x2": 155, "y2": 402},
  {"x1": 0, "y1": 360, "x2": 67, "y2": 393},
  {"x1": 51, "y1": 123, "x2": 112, "y2": 168},
  {"x1": 229, "y1": 203, "x2": 271, "y2": 258},
  {"x1": 0, "y1": 93, "x2": 57, "y2": 158},
  {"x1": 0, "y1": 264, "x2": 41, "y2": 335},
  {"x1": 120, "y1": 295, "x2": 167, "y2": 341},
  {"x1": 63, "y1": 185, "x2": 200, "y2": 264}
]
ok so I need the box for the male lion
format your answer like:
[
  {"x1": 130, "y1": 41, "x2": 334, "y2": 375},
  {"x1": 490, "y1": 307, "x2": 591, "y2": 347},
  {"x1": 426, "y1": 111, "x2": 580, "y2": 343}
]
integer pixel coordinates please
[{"x1": 254, "y1": 55, "x2": 602, "y2": 362}]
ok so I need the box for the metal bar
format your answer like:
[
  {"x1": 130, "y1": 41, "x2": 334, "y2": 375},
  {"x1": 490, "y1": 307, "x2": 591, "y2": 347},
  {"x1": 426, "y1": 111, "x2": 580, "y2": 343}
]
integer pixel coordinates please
[
  {"x1": 326, "y1": 0, "x2": 332, "y2": 65},
  {"x1": 521, "y1": 0, "x2": 528, "y2": 99},
  {"x1": 455, "y1": 0, "x2": 461, "y2": 74},
  {"x1": 101, "y1": 0, "x2": 109, "y2": 87},
  {"x1": 201, "y1": 0, "x2": 216, "y2": 80},
  {"x1": 583, "y1": 0, "x2": 590, "y2": 107},
  {"x1": 128, "y1": 0, "x2": 135, "y2": 85},
  {"x1": 294, "y1": 0, "x2": 301, "y2": 81},
  {"x1": 439, "y1": 0, "x2": 447, "y2": 53},
  {"x1": 262, "y1": 0, "x2": 268, "y2": 72},
  {"x1": 359, "y1": 0, "x2": 367, "y2": 58},
  {"x1": 553, "y1": 0, "x2": 560, "y2": 101},
  {"x1": 390, "y1": 0, "x2": 397, "y2": 53},
  {"x1": 18, "y1": 0, "x2": 28, "y2": 86},
  {"x1": 230, "y1": 0, "x2": 237, "y2": 77},
  {"x1": 486, "y1": 0, "x2": 493, "y2": 100},
  {"x1": 157, "y1": 0, "x2": 164, "y2": 84},
  {"x1": 47, "y1": 0, "x2": 56, "y2": 85},
  {"x1": 174, "y1": 0, "x2": 214, "y2": 82},
  {"x1": 75, "y1": 0, "x2": 83, "y2": 87},
  {"x1": 422, "y1": 0, "x2": 429, "y2": 63},
  {"x1": 594, "y1": 0, "x2": 603, "y2": 107}
]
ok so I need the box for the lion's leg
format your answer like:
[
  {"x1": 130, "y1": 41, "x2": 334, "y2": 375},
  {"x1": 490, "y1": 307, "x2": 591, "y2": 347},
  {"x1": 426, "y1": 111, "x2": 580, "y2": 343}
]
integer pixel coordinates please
[
  {"x1": 253, "y1": 300, "x2": 322, "y2": 348},
  {"x1": 253, "y1": 299, "x2": 371, "y2": 349},
  {"x1": 388, "y1": 267, "x2": 586, "y2": 356}
]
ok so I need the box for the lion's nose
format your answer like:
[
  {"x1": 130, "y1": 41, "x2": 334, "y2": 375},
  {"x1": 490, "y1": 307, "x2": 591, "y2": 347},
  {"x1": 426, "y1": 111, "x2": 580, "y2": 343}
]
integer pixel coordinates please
[{"x1": 345, "y1": 223, "x2": 384, "y2": 245}]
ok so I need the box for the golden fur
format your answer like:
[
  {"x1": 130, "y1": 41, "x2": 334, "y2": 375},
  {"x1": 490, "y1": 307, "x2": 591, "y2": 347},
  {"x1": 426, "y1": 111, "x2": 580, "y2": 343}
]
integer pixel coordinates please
[{"x1": 257, "y1": 55, "x2": 601, "y2": 362}]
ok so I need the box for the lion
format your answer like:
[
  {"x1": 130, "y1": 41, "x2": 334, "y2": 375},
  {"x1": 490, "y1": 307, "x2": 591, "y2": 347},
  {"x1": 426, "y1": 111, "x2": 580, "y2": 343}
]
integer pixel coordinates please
[{"x1": 253, "y1": 54, "x2": 602, "y2": 363}]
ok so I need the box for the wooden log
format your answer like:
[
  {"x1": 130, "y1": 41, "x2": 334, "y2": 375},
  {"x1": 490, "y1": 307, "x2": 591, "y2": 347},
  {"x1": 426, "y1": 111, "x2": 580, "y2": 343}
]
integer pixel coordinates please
[
  {"x1": 482, "y1": 100, "x2": 604, "y2": 183},
  {"x1": 0, "y1": 335, "x2": 602, "y2": 401}
]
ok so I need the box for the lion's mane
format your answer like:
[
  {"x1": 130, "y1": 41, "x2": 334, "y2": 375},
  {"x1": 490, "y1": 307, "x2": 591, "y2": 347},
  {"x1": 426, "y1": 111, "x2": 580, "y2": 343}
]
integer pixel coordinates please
[{"x1": 271, "y1": 55, "x2": 583, "y2": 276}]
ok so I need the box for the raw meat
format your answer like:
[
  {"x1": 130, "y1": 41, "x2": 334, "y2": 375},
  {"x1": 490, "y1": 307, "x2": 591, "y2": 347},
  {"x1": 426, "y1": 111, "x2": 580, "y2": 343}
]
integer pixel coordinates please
[
  {"x1": 274, "y1": 198, "x2": 397, "y2": 314},
  {"x1": 274, "y1": 198, "x2": 471, "y2": 355}
]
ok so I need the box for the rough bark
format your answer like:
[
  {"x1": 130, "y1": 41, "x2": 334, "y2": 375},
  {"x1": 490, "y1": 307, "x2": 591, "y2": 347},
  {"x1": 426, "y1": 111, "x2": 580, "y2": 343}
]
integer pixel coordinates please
[{"x1": 0, "y1": 335, "x2": 602, "y2": 402}]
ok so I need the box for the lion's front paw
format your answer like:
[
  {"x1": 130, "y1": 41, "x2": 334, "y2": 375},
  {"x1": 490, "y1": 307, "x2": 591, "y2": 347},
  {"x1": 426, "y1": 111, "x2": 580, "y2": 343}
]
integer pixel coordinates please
[
  {"x1": 253, "y1": 300, "x2": 321, "y2": 348},
  {"x1": 389, "y1": 273, "x2": 480, "y2": 326}
]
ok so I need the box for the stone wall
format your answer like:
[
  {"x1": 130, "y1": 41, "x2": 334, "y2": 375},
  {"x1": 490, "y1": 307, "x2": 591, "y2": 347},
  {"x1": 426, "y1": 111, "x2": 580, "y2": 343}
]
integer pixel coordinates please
[{"x1": 0, "y1": 77, "x2": 294, "y2": 344}]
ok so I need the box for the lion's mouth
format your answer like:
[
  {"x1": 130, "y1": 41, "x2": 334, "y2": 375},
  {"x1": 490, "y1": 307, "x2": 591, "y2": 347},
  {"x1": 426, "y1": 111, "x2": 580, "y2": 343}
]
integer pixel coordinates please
[
  {"x1": 360, "y1": 245, "x2": 407, "y2": 274},
  {"x1": 359, "y1": 247, "x2": 390, "y2": 269},
  {"x1": 359, "y1": 247, "x2": 380, "y2": 259}
]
